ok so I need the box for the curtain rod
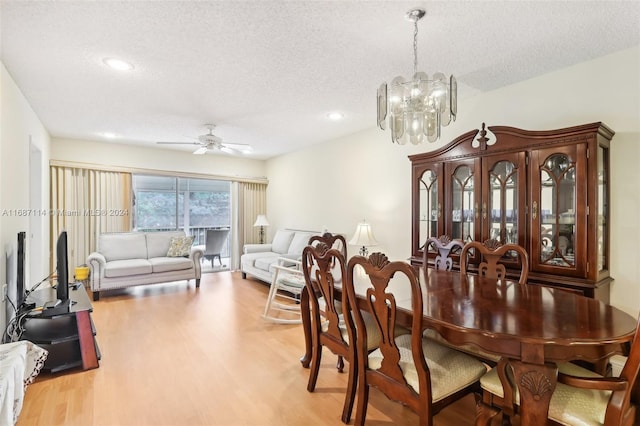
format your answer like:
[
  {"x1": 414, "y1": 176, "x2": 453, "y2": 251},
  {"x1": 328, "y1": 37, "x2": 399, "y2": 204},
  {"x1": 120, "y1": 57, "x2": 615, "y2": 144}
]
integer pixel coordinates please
[{"x1": 49, "y1": 160, "x2": 269, "y2": 184}]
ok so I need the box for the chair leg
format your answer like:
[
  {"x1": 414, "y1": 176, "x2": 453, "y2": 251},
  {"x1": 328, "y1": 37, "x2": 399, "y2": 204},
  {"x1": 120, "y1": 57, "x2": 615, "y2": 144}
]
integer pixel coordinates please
[
  {"x1": 354, "y1": 378, "x2": 369, "y2": 426},
  {"x1": 307, "y1": 344, "x2": 322, "y2": 392},
  {"x1": 475, "y1": 401, "x2": 501, "y2": 426},
  {"x1": 341, "y1": 357, "x2": 357, "y2": 424},
  {"x1": 336, "y1": 355, "x2": 344, "y2": 373},
  {"x1": 262, "y1": 279, "x2": 280, "y2": 319}
]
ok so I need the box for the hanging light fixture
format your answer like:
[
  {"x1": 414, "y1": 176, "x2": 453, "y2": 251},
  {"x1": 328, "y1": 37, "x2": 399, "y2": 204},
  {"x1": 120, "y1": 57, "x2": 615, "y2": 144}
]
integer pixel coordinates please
[{"x1": 377, "y1": 8, "x2": 457, "y2": 144}]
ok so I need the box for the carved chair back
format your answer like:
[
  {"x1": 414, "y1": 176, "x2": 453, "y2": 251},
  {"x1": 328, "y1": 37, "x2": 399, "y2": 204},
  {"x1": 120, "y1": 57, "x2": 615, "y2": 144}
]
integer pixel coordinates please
[
  {"x1": 301, "y1": 241, "x2": 356, "y2": 423},
  {"x1": 345, "y1": 252, "x2": 429, "y2": 419},
  {"x1": 460, "y1": 239, "x2": 529, "y2": 284},
  {"x1": 424, "y1": 235, "x2": 465, "y2": 271}
]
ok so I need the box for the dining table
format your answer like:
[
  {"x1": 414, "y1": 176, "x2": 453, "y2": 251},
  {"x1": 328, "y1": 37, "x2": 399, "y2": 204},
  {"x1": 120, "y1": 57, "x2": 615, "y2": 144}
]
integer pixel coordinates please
[{"x1": 298, "y1": 265, "x2": 638, "y2": 425}]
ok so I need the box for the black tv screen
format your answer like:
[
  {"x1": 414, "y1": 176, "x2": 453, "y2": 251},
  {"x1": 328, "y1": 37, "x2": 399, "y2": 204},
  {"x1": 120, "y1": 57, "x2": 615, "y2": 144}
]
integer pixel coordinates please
[
  {"x1": 56, "y1": 231, "x2": 69, "y2": 303},
  {"x1": 16, "y1": 232, "x2": 26, "y2": 308}
]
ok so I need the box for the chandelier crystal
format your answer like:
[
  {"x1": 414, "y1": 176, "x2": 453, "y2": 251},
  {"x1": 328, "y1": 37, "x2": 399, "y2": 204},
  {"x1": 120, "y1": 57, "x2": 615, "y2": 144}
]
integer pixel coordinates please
[{"x1": 377, "y1": 8, "x2": 457, "y2": 144}]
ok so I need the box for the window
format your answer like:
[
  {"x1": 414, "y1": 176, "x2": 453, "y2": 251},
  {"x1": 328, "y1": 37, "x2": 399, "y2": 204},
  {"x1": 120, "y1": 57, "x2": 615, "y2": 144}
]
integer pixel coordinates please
[{"x1": 133, "y1": 175, "x2": 230, "y2": 247}]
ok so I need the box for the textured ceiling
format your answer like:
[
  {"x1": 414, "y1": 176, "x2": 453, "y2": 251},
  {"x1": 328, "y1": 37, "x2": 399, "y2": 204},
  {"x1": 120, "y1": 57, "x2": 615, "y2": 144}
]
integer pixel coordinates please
[{"x1": 1, "y1": 1, "x2": 639, "y2": 159}]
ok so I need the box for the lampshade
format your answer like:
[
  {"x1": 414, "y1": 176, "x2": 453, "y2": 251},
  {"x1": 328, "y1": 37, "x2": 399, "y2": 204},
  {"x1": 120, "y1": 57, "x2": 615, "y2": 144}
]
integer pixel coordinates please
[
  {"x1": 253, "y1": 215, "x2": 270, "y2": 227},
  {"x1": 377, "y1": 8, "x2": 457, "y2": 145},
  {"x1": 349, "y1": 222, "x2": 378, "y2": 248}
]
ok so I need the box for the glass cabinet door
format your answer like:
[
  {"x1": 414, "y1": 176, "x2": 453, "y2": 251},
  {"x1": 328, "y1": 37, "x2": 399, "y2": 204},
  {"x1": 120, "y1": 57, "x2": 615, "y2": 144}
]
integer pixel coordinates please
[
  {"x1": 596, "y1": 145, "x2": 608, "y2": 272},
  {"x1": 414, "y1": 163, "x2": 443, "y2": 260},
  {"x1": 530, "y1": 145, "x2": 586, "y2": 277},
  {"x1": 482, "y1": 153, "x2": 526, "y2": 246},
  {"x1": 446, "y1": 159, "x2": 480, "y2": 242},
  {"x1": 418, "y1": 168, "x2": 440, "y2": 252}
]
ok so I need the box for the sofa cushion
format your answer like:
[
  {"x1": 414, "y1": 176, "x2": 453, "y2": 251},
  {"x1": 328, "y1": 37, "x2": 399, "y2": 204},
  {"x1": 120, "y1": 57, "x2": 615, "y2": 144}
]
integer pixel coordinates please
[
  {"x1": 149, "y1": 257, "x2": 194, "y2": 273},
  {"x1": 254, "y1": 255, "x2": 280, "y2": 272},
  {"x1": 167, "y1": 235, "x2": 195, "y2": 257},
  {"x1": 288, "y1": 232, "x2": 314, "y2": 256},
  {"x1": 100, "y1": 233, "x2": 148, "y2": 262},
  {"x1": 146, "y1": 231, "x2": 187, "y2": 258},
  {"x1": 104, "y1": 259, "x2": 153, "y2": 278},
  {"x1": 271, "y1": 230, "x2": 295, "y2": 254}
]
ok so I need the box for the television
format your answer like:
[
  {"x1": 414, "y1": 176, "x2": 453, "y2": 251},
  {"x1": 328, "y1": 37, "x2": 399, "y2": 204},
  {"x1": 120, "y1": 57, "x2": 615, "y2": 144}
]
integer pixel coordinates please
[
  {"x1": 16, "y1": 231, "x2": 26, "y2": 308},
  {"x1": 56, "y1": 230, "x2": 69, "y2": 304}
]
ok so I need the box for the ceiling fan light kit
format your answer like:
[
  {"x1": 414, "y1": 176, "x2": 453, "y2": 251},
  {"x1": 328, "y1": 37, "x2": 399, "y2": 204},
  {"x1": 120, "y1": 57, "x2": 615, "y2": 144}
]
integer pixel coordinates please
[{"x1": 156, "y1": 124, "x2": 252, "y2": 155}]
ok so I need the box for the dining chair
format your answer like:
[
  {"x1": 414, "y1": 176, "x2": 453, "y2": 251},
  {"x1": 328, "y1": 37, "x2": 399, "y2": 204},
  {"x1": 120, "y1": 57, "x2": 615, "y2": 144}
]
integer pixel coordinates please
[
  {"x1": 302, "y1": 241, "x2": 356, "y2": 423},
  {"x1": 476, "y1": 313, "x2": 640, "y2": 426},
  {"x1": 422, "y1": 235, "x2": 464, "y2": 343},
  {"x1": 307, "y1": 232, "x2": 348, "y2": 369},
  {"x1": 423, "y1": 235, "x2": 465, "y2": 271},
  {"x1": 345, "y1": 252, "x2": 487, "y2": 426},
  {"x1": 460, "y1": 238, "x2": 529, "y2": 284}
]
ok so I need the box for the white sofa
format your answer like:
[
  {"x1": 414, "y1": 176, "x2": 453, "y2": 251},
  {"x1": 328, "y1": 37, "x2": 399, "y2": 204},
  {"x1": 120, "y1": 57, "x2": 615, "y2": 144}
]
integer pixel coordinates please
[
  {"x1": 87, "y1": 231, "x2": 204, "y2": 300},
  {"x1": 241, "y1": 229, "x2": 318, "y2": 284}
]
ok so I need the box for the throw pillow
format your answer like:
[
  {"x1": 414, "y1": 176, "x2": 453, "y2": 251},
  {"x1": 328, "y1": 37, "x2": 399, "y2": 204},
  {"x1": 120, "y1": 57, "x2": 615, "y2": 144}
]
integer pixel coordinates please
[{"x1": 167, "y1": 235, "x2": 195, "y2": 257}]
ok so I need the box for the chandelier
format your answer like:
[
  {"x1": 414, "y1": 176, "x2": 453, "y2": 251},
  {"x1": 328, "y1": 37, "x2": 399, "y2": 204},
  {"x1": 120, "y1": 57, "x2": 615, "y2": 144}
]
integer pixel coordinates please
[{"x1": 377, "y1": 8, "x2": 457, "y2": 144}]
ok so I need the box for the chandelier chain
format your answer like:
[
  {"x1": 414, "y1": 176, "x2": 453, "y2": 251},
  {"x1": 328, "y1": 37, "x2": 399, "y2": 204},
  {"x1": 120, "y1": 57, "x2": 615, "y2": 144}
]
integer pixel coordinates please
[{"x1": 413, "y1": 19, "x2": 419, "y2": 75}]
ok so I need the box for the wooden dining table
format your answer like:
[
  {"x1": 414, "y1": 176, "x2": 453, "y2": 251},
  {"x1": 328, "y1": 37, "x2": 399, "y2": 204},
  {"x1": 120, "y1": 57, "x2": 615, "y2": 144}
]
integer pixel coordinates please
[{"x1": 298, "y1": 265, "x2": 637, "y2": 425}]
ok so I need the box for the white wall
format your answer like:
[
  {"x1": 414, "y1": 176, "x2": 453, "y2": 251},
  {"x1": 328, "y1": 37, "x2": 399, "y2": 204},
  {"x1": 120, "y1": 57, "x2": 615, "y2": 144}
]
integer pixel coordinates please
[
  {"x1": 51, "y1": 138, "x2": 267, "y2": 180},
  {"x1": 266, "y1": 46, "x2": 640, "y2": 317},
  {"x1": 1, "y1": 62, "x2": 51, "y2": 333}
]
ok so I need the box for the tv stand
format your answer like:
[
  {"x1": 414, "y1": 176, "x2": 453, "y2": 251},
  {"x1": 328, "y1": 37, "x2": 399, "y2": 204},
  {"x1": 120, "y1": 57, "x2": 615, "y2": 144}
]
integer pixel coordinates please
[{"x1": 20, "y1": 285, "x2": 100, "y2": 373}]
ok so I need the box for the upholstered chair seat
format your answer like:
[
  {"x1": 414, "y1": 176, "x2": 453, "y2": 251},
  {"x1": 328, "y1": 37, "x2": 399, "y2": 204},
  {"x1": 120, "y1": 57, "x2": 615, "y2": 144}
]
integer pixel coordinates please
[
  {"x1": 480, "y1": 361, "x2": 610, "y2": 425},
  {"x1": 369, "y1": 334, "x2": 487, "y2": 402}
]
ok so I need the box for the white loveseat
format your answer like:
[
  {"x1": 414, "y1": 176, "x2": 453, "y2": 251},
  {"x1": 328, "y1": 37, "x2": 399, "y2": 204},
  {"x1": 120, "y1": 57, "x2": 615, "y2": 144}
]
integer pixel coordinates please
[
  {"x1": 241, "y1": 229, "x2": 318, "y2": 284},
  {"x1": 87, "y1": 231, "x2": 204, "y2": 300}
]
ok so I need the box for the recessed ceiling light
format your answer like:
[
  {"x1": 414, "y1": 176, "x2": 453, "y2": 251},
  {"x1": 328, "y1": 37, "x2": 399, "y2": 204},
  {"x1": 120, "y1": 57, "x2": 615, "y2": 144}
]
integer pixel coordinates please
[
  {"x1": 327, "y1": 112, "x2": 344, "y2": 121},
  {"x1": 103, "y1": 57, "x2": 134, "y2": 71}
]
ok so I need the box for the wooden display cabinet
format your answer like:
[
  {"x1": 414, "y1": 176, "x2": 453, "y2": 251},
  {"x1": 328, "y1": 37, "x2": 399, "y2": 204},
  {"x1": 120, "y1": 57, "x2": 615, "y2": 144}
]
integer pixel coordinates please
[{"x1": 410, "y1": 122, "x2": 614, "y2": 301}]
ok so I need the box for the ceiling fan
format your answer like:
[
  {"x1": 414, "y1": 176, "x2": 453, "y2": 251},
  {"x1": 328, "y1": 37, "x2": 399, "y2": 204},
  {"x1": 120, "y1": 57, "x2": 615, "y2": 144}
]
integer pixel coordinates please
[{"x1": 156, "y1": 124, "x2": 252, "y2": 155}]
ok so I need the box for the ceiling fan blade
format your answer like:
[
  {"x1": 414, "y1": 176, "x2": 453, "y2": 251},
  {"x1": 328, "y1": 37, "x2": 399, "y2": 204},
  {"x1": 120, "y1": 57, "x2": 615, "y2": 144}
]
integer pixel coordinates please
[
  {"x1": 222, "y1": 143, "x2": 252, "y2": 154},
  {"x1": 223, "y1": 142, "x2": 251, "y2": 149},
  {"x1": 157, "y1": 141, "x2": 202, "y2": 145},
  {"x1": 220, "y1": 146, "x2": 242, "y2": 155},
  {"x1": 193, "y1": 147, "x2": 208, "y2": 155}
]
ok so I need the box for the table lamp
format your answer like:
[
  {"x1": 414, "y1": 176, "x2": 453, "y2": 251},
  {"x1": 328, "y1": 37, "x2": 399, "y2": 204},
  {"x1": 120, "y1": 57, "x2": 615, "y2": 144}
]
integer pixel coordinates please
[
  {"x1": 253, "y1": 214, "x2": 270, "y2": 244},
  {"x1": 349, "y1": 220, "x2": 378, "y2": 256}
]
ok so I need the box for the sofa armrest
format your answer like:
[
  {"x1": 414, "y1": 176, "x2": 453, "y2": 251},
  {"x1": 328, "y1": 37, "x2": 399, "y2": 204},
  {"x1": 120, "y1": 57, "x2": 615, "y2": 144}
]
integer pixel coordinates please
[
  {"x1": 87, "y1": 252, "x2": 106, "y2": 290},
  {"x1": 243, "y1": 243, "x2": 273, "y2": 254},
  {"x1": 190, "y1": 246, "x2": 204, "y2": 262},
  {"x1": 87, "y1": 252, "x2": 106, "y2": 272}
]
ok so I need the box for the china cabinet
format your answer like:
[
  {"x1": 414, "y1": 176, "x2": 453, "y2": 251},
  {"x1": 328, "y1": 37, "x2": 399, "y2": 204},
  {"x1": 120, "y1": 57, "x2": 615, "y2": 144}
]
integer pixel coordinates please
[{"x1": 410, "y1": 122, "x2": 614, "y2": 301}]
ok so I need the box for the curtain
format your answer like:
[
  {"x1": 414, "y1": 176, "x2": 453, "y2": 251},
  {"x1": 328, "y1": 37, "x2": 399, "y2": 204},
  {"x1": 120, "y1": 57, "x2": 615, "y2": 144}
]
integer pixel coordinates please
[
  {"x1": 50, "y1": 166, "x2": 132, "y2": 274},
  {"x1": 231, "y1": 181, "x2": 267, "y2": 270}
]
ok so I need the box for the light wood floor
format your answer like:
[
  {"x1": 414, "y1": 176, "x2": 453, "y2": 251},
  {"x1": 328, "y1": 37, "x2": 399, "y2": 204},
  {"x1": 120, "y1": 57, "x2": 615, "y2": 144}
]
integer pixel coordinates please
[{"x1": 17, "y1": 271, "x2": 489, "y2": 426}]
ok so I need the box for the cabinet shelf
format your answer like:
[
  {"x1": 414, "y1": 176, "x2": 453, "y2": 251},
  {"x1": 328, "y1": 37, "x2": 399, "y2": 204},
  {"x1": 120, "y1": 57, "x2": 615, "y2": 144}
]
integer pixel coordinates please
[
  {"x1": 20, "y1": 286, "x2": 100, "y2": 373},
  {"x1": 22, "y1": 315, "x2": 81, "y2": 344}
]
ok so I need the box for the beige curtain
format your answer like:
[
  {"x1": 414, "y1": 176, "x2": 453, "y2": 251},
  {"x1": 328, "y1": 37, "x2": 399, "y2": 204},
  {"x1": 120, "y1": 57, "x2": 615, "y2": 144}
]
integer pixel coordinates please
[
  {"x1": 50, "y1": 166, "x2": 132, "y2": 274},
  {"x1": 231, "y1": 181, "x2": 267, "y2": 270}
]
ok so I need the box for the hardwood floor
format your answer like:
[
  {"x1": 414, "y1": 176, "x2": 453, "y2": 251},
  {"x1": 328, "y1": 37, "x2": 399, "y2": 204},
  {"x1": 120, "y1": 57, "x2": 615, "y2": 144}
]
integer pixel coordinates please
[{"x1": 17, "y1": 271, "x2": 487, "y2": 426}]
